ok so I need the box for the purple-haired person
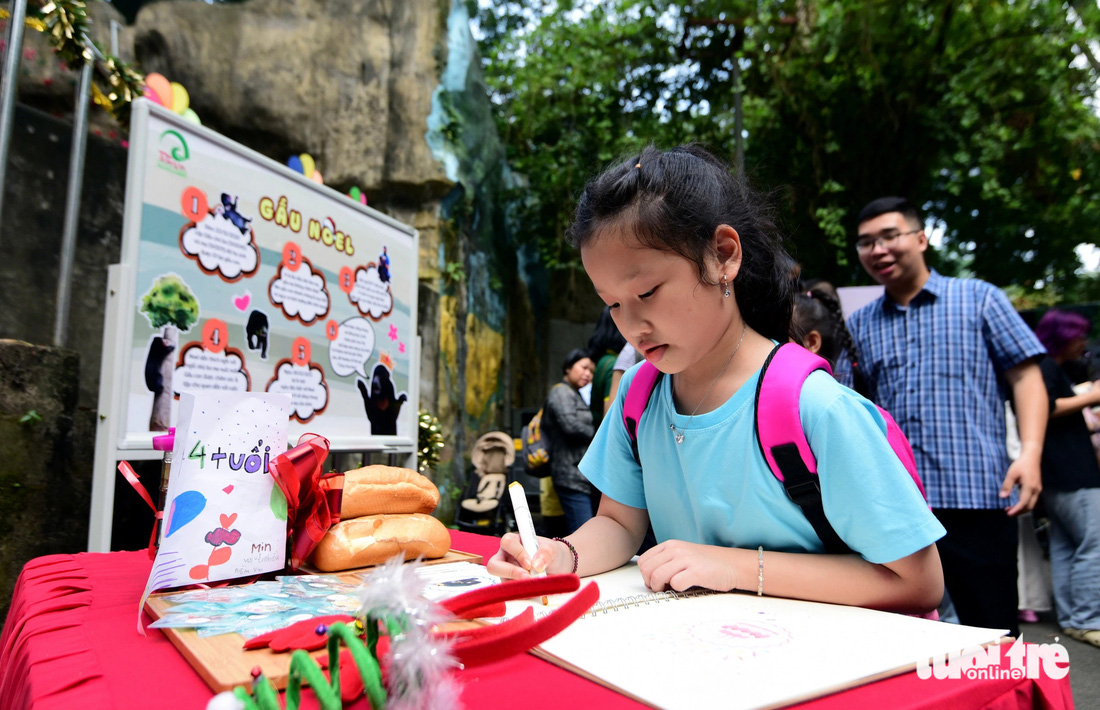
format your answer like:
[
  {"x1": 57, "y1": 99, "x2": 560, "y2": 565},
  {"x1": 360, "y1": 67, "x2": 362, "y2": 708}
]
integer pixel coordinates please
[{"x1": 1035, "y1": 308, "x2": 1100, "y2": 648}]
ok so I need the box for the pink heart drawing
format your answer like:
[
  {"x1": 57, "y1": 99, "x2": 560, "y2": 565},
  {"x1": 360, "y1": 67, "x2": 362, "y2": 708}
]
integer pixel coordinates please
[
  {"x1": 222, "y1": 485, "x2": 234, "y2": 494},
  {"x1": 220, "y1": 513, "x2": 238, "y2": 529},
  {"x1": 234, "y1": 293, "x2": 250, "y2": 311}
]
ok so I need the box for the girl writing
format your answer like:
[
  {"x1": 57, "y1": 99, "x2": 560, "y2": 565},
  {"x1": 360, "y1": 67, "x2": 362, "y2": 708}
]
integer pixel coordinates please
[{"x1": 488, "y1": 145, "x2": 944, "y2": 613}]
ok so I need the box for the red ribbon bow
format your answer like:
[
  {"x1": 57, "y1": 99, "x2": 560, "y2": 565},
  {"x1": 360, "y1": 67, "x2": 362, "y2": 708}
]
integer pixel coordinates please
[
  {"x1": 117, "y1": 460, "x2": 160, "y2": 560},
  {"x1": 267, "y1": 434, "x2": 343, "y2": 570}
]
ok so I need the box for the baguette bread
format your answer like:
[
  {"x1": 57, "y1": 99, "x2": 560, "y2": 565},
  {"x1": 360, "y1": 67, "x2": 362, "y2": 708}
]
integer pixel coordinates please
[
  {"x1": 340, "y1": 465, "x2": 440, "y2": 518},
  {"x1": 310, "y1": 513, "x2": 452, "y2": 572}
]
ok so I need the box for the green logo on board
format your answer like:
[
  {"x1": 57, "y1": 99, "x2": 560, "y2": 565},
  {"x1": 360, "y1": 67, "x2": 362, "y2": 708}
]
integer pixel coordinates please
[{"x1": 157, "y1": 130, "x2": 189, "y2": 176}]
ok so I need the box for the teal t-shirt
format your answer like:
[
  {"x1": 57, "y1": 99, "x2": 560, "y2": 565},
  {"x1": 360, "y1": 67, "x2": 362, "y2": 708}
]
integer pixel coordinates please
[{"x1": 580, "y1": 363, "x2": 945, "y2": 565}]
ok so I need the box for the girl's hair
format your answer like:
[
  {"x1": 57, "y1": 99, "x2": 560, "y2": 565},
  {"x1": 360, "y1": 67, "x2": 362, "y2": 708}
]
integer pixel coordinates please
[
  {"x1": 1035, "y1": 309, "x2": 1090, "y2": 359},
  {"x1": 586, "y1": 306, "x2": 627, "y2": 360},
  {"x1": 566, "y1": 144, "x2": 796, "y2": 343},
  {"x1": 791, "y1": 284, "x2": 870, "y2": 397},
  {"x1": 562, "y1": 348, "x2": 592, "y2": 374}
]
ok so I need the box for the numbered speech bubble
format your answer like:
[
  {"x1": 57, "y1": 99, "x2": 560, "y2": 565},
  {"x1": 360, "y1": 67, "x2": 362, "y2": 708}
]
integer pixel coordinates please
[
  {"x1": 268, "y1": 256, "x2": 330, "y2": 325},
  {"x1": 265, "y1": 360, "x2": 328, "y2": 423},
  {"x1": 173, "y1": 343, "x2": 250, "y2": 394},
  {"x1": 328, "y1": 317, "x2": 376, "y2": 378},
  {"x1": 347, "y1": 264, "x2": 393, "y2": 320},
  {"x1": 179, "y1": 198, "x2": 259, "y2": 282}
]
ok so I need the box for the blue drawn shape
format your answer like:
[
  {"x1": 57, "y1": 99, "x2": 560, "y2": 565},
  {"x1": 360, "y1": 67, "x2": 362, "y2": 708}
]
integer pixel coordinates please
[{"x1": 166, "y1": 490, "x2": 207, "y2": 537}]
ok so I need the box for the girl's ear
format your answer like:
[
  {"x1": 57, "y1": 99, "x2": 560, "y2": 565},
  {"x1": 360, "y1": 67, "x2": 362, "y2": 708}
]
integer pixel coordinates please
[
  {"x1": 713, "y1": 224, "x2": 742, "y2": 282},
  {"x1": 803, "y1": 329, "x2": 823, "y2": 355}
]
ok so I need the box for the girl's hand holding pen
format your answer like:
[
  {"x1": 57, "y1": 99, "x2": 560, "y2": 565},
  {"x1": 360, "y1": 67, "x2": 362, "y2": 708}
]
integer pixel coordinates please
[{"x1": 488, "y1": 533, "x2": 567, "y2": 579}]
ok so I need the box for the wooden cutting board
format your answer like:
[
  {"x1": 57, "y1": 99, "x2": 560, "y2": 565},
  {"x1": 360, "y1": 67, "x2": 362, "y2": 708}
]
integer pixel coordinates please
[{"x1": 144, "y1": 549, "x2": 483, "y2": 693}]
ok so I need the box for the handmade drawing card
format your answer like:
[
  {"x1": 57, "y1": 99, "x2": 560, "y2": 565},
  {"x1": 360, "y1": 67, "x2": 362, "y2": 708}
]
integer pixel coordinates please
[{"x1": 142, "y1": 391, "x2": 291, "y2": 609}]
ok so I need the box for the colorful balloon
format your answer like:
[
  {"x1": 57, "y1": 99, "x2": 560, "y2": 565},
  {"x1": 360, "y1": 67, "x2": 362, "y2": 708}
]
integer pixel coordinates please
[
  {"x1": 144, "y1": 73, "x2": 173, "y2": 110},
  {"x1": 299, "y1": 153, "x2": 315, "y2": 179},
  {"x1": 170, "y1": 82, "x2": 190, "y2": 114},
  {"x1": 348, "y1": 186, "x2": 361, "y2": 201},
  {"x1": 180, "y1": 108, "x2": 201, "y2": 125},
  {"x1": 287, "y1": 155, "x2": 304, "y2": 174},
  {"x1": 310, "y1": 169, "x2": 324, "y2": 184},
  {"x1": 142, "y1": 84, "x2": 163, "y2": 106}
]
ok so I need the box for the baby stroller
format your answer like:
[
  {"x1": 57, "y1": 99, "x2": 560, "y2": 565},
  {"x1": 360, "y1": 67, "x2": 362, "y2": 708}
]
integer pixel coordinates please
[{"x1": 454, "y1": 431, "x2": 515, "y2": 536}]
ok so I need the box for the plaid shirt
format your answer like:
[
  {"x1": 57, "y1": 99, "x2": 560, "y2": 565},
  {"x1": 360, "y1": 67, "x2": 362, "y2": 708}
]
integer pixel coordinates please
[{"x1": 838, "y1": 271, "x2": 1046, "y2": 509}]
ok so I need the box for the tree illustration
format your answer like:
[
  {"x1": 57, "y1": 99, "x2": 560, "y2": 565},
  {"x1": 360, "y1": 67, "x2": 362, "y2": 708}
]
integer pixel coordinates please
[{"x1": 141, "y1": 275, "x2": 199, "y2": 431}]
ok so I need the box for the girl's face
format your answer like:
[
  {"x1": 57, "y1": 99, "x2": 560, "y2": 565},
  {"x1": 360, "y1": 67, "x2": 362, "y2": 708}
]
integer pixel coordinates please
[
  {"x1": 581, "y1": 225, "x2": 735, "y2": 376},
  {"x1": 564, "y1": 357, "x2": 595, "y2": 389}
]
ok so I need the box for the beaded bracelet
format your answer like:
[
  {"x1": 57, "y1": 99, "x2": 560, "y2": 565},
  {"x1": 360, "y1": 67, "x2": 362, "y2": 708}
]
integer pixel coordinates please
[
  {"x1": 757, "y1": 546, "x2": 764, "y2": 596},
  {"x1": 552, "y1": 537, "x2": 579, "y2": 574}
]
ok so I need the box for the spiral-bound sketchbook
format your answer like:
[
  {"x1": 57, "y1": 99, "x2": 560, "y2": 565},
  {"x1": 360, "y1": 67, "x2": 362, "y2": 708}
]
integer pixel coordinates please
[{"x1": 505, "y1": 561, "x2": 1008, "y2": 710}]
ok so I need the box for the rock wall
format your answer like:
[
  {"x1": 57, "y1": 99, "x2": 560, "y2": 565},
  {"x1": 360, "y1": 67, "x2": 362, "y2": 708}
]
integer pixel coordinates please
[
  {"x1": 0, "y1": 340, "x2": 91, "y2": 621},
  {"x1": 132, "y1": 0, "x2": 450, "y2": 199},
  {"x1": 1, "y1": 0, "x2": 558, "y2": 533}
]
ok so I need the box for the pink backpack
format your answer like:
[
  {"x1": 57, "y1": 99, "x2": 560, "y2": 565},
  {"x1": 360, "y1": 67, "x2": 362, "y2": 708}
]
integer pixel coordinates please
[{"x1": 622, "y1": 342, "x2": 927, "y2": 554}]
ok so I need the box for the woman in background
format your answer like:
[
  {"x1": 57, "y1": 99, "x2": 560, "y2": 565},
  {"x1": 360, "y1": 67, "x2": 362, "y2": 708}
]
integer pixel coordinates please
[
  {"x1": 1034, "y1": 309, "x2": 1100, "y2": 648},
  {"x1": 542, "y1": 348, "x2": 598, "y2": 533}
]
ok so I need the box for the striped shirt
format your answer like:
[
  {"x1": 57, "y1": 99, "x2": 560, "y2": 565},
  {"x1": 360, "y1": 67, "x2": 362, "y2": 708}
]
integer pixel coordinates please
[{"x1": 838, "y1": 270, "x2": 1046, "y2": 509}]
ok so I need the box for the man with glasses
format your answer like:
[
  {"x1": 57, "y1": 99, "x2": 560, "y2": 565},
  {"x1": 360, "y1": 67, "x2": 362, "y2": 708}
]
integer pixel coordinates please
[{"x1": 839, "y1": 196, "x2": 1048, "y2": 637}]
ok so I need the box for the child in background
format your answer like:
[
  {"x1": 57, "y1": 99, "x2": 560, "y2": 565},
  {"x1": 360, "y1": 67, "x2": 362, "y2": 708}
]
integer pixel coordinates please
[
  {"x1": 488, "y1": 145, "x2": 944, "y2": 613},
  {"x1": 791, "y1": 283, "x2": 870, "y2": 397},
  {"x1": 586, "y1": 306, "x2": 627, "y2": 427}
]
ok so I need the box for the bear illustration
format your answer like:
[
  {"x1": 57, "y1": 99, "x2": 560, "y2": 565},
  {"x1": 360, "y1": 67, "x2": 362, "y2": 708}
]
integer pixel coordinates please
[
  {"x1": 144, "y1": 336, "x2": 176, "y2": 394},
  {"x1": 356, "y1": 363, "x2": 407, "y2": 435},
  {"x1": 245, "y1": 309, "x2": 269, "y2": 359}
]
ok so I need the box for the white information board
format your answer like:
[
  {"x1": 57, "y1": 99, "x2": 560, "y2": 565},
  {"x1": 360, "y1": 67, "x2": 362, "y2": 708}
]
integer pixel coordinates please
[{"x1": 89, "y1": 100, "x2": 419, "y2": 550}]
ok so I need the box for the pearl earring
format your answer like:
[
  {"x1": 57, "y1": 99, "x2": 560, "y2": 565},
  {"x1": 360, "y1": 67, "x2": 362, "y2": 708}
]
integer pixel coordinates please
[{"x1": 722, "y1": 276, "x2": 731, "y2": 298}]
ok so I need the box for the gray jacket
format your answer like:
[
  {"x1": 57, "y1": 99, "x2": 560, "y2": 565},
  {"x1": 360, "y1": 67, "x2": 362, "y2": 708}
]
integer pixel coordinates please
[{"x1": 542, "y1": 381, "x2": 596, "y2": 495}]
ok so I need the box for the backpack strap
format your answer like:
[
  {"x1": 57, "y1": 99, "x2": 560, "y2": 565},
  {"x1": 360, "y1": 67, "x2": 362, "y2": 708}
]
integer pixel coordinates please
[
  {"x1": 755, "y1": 343, "x2": 852, "y2": 555},
  {"x1": 878, "y1": 406, "x2": 928, "y2": 500},
  {"x1": 622, "y1": 362, "x2": 662, "y2": 465}
]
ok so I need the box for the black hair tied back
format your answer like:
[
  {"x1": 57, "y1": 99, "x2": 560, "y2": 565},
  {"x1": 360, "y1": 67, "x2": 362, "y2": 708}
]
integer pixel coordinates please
[{"x1": 567, "y1": 144, "x2": 795, "y2": 343}]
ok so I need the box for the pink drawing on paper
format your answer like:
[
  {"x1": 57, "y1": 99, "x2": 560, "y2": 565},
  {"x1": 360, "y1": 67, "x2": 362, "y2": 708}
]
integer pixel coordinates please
[
  {"x1": 189, "y1": 511, "x2": 241, "y2": 580},
  {"x1": 688, "y1": 612, "x2": 793, "y2": 658}
]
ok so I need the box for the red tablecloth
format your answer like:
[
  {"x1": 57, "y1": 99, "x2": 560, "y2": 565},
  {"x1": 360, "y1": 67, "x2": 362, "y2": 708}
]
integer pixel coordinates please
[{"x1": 0, "y1": 531, "x2": 1075, "y2": 710}]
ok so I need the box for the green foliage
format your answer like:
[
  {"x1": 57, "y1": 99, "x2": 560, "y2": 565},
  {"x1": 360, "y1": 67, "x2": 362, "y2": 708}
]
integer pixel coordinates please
[
  {"x1": 140, "y1": 275, "x2": 199, "y2": 332},
  {"x1": 18, "y1": 410, "x2": 41, "y2": 427},
  {"x1": 444, "y1": 260, "x2": 467, "y2": 285},
  {"x1": 417, "y1": 409, "x2": 446, "y2": 474},
  {"x1": 473, "y1": 0, "x2": 1100, "y2": 292}
]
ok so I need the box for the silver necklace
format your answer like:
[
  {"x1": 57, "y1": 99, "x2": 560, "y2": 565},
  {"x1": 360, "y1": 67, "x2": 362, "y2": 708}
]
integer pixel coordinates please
[{"x1": 670, "y1": 323, "x2": 747, "y2": 444}]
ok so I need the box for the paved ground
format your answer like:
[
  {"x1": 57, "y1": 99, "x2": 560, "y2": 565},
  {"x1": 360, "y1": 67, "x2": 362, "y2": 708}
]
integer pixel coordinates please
[{"x1": 1020, "y1": 611, "x2": 1099, "y2": 706}]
